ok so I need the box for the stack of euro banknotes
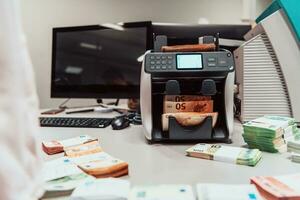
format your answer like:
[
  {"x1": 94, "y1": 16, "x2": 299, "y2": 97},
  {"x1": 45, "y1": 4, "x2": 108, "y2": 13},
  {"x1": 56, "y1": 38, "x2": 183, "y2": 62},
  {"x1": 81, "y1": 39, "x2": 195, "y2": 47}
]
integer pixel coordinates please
[
  {"x1": 242, "y1": 115, "x2": 299, "y2": 153},
  {"x1": 42, "y1": 135, "x2": 129, "y2": 178},
  {"x1": 186, "y1": 144, "x2": 262, "y2": 166},
  {"x1": 286, "y1": 127, "x2": 300, "y2": 163},
  {"x1": 162, "y1": 95, "x2": 218, "y2": 131}
]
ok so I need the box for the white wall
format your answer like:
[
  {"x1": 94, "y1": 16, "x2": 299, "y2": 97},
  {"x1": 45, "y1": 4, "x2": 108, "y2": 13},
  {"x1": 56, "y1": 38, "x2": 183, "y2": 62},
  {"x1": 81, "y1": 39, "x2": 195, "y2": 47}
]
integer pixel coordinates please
[{"x1": 20, "y1": 0, "x2": 271, "y2": 108}]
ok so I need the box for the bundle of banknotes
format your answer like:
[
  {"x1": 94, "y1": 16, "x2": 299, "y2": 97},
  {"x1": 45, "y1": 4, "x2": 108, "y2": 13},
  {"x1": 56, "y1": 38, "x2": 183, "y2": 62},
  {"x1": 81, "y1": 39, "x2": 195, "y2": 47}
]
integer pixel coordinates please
[
  {"x1": 186, "y1": 144, "x2": 262, "y2": 166},
  {"x1": 286, "y1": 130, "x2": 300, "y2": 163},
  {"x1": 162, "y1": 95, "x2": 218, "y2": 131},
  {"x1": 242, "y1": 116, "x2": 299, "y2": 153},
  {"x1": 70, "y1": 152, "x2": 129, "y2": 178},
  {"x1": 251, "y1": 173, "x2": 300, "y2": 200},
  {"x1": 286, "y1": 129, "x2": 300, "y2": 153},
  {"x1": 42, "y1": 135, "x2": 129, "y2": 179},
  {"x1": 42, "y1": 135, "x2": 98, "y2": 155}
]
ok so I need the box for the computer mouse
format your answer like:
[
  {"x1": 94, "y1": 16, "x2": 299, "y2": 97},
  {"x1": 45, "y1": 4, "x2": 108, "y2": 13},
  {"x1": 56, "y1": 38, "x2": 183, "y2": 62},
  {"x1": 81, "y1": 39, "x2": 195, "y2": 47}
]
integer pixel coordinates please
[{"x1": 111, "y1": 116, "x2": 130, "y2": 130}]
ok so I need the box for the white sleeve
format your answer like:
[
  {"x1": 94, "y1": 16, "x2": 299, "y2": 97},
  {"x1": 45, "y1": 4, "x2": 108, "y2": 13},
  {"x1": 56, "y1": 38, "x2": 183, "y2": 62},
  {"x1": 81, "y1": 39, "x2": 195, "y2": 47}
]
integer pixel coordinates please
[{"x1": 0, "y1": 0, "x2": 44, "y2": 200}]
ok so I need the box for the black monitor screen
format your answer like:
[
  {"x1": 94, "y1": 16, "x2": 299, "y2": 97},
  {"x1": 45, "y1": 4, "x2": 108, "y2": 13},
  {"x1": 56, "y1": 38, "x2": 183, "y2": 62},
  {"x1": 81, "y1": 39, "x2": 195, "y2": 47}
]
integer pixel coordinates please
[{"x1": 51, "y1": 22, "x2": 152, "y2": 98}]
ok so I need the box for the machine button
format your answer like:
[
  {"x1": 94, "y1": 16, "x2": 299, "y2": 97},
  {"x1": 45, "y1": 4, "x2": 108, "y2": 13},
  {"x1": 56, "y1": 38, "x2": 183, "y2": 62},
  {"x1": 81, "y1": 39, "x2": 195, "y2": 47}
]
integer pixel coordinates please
[
  {"x1": 208, "y1": 62, "x2": 217, "y2": 67},
  {"x1": 207, "y1": 57, "x2": 216, "y2": 62},
  {"x1": 161, "y1": 60, "x2": 167, "y2": 65},
  {"x1": 161, "y1": 56, "x2": 166, "y2": 59},
  {"x1": 150, "y1": 61, "x2": 155, "y2": 65},
  {"x1": 167, "y1": 65, "x2": 172, "y2": 69},
  {"x1": 162, "y1": 65, "x2": 167, "y2": 69},
  {"x1": 150, "y1": 65, "x2": 155, "y2": 69},
  {"x1": 218, "y1": 60, "x2": 228, "y2": 66},
  {"x1": 155, "y1": 55, "x2": 161, "y2": 59},
  {"x1": 156, "y1": 61, "x2": 161, "y2": 64},
  {"x1": 155, "y1": 65, "x2": 161, "y2": 69},
  {"x1": 150, "y1": 56, "x2": 155, "y2": 59},
  {"x1": 167, "y1": 60, "x2": 172, "y2": 64},
  {"x1": 167, "y1": 55, "x2": 173, "y2": 59}
]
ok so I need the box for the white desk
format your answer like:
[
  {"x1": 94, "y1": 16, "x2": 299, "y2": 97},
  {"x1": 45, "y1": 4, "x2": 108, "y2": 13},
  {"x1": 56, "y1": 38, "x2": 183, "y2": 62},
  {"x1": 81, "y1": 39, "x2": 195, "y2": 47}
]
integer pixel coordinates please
[{"x1": 39, "y1": 110, "x2": 299, "y2": 199}]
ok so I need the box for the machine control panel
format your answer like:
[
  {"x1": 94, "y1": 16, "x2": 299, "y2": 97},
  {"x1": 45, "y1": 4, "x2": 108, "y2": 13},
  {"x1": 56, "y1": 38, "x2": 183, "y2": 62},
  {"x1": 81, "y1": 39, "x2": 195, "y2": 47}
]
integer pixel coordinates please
[{"x1": 144, "y1": 52, "x2": 234, "y2": 73}]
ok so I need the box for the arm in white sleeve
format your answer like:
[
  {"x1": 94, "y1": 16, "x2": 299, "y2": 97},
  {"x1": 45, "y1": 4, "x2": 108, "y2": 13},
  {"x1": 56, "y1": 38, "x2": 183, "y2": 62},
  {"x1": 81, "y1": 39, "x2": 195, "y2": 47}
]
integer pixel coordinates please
[{"x1": 0, "y1": 0, "x2": 43, "y2": 199}]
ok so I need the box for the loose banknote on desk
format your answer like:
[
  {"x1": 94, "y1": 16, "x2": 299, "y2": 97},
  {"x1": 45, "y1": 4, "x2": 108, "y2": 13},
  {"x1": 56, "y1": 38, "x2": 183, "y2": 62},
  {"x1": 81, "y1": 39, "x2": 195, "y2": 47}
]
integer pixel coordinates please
[
  {"x1": 129, "y1": 184, "x2": 195, "y2": 200},
  {"x1": 70, "y1": 178, "x2": 130, "y2": 200},
  {"x1": 186, "y1": 144, "x2": 262, "y2": 166},
  {"x1": 243, "y1": 115, "x2": 299, "y2": 153},
  {"x1": 42, "y1": 135, "x2": 98, "y2": 155},
  {"x1": 251, "y1": 173, "x2": 300, "y2": 200},
  {"x1": 196, "y1": 183, "x2": 262, "y2": 200},
  {"x1": 41, "y1": 157, "x2": 94, "y2": 198},
  {"x1": 162, "y1": 95, "x2": 217, "y2": 131}
]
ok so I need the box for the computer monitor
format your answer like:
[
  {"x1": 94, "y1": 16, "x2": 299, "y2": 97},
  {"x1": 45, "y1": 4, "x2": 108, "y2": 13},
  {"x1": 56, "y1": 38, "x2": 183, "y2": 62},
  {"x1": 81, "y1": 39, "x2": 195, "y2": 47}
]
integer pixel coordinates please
[{"x1": 51, "y1": 21, "x2": 152, "y2": 99}]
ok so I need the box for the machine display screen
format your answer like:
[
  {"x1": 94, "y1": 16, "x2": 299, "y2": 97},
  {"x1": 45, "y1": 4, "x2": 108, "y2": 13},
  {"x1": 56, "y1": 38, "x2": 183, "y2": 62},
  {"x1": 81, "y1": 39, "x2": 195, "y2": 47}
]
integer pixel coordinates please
[{"x1": 176, "y1": 54, "x2": 202, "y2": 69}]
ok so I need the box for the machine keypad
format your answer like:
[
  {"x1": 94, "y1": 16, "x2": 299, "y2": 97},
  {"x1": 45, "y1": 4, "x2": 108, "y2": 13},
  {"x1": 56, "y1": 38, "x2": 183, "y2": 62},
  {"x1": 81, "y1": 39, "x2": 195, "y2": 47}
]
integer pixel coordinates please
[
  {"x1": 145, "y1": 52, "x2": 233, "y2": 73},
  {"x1": 147, "y1": 54, "x2": 175, "y2": 71}
]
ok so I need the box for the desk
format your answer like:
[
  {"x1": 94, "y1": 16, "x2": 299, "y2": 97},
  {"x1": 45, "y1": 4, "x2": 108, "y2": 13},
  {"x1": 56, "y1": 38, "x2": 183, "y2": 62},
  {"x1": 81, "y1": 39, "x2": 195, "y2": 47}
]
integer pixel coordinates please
[{"x1": 38, "y1": 111, "x2": 299, "y2": 199}]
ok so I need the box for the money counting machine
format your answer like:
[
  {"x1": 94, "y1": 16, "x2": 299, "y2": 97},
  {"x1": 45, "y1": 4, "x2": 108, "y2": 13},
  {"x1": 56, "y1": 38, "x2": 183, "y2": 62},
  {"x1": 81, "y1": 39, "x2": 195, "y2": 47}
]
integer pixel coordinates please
[{"x1": 140, "y1": 50, "x2": 235, "y2": 143}]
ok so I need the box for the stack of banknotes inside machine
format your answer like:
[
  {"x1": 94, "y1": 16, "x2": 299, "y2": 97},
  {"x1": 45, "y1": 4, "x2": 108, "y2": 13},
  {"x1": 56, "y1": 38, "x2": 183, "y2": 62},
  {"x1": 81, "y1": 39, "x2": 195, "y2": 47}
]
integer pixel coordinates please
[{"x1": 140, "y1": 35, "x2": 235, "y2": 143}]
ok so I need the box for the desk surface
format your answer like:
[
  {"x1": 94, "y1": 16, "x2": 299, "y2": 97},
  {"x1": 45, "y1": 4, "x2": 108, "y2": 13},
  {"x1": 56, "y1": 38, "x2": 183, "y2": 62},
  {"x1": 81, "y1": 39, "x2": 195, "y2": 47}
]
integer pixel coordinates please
[{"x1": 39, "y1": 110, "x2": 299, "y2": 198}]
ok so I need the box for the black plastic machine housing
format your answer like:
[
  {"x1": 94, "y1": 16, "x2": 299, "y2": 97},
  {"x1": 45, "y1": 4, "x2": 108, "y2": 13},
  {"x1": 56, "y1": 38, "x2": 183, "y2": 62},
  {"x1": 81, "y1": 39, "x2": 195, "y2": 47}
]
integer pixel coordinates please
[{"x1": 144, "y1": 51, "x2": 234, "y2": 143}]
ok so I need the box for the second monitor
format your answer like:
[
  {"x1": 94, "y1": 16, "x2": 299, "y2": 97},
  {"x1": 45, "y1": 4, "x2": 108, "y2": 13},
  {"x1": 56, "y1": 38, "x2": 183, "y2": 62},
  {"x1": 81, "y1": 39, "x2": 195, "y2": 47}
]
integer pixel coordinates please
[{"x1": 51, "y1": 21, "x2": 153, "y2": 99}]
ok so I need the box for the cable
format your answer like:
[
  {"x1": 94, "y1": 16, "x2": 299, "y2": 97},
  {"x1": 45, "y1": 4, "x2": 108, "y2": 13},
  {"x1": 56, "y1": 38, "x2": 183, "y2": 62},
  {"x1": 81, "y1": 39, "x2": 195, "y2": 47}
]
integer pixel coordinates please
[{"x1": 58, "y1": 98, "x2": 70, "y2": 109}]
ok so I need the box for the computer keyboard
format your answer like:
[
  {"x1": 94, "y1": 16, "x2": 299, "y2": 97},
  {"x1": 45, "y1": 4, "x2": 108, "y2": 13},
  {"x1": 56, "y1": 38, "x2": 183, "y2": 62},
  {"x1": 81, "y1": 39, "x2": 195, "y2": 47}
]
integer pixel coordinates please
[{"x1": 39, "y1": 117, "x2": 113, "y2": 128}]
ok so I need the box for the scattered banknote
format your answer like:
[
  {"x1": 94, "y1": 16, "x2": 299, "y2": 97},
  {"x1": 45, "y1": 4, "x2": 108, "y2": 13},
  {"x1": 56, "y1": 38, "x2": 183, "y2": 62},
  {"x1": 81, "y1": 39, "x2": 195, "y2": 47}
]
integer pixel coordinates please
[
  {"x1": 42, "y1": 173, "x2": 95, "y2": 198},
  {"x1": 161, "y1": 112, "x2": 218, "y2": 131},
  {"x1": 42, "y1": 135, "x2": 98, "y2": 155},
  {"x1": 130, "y1": 184, "x2": 195, "y2": 200},
  {"x1": 163, "y1": 100, "x2": 213, "y2": 113},
  {"x1": 42, "y1": 157, "x2": 82, "y2": 182},
  {"x1": 186, "y1": 144, "x2": 262, "y2": 166},
  {"x1": 64, "y1": 140, "x2": 103, "y2": 157},
  {"x1": 196, "y1": 183, "x2": 263, "y2": 200},
  {"x1": 164, "y1": 95, "x2": 211, "y2": 102},
  {"x1": 251, "y1": 173, "x2": 300, "y2": 200},
  {"x1": 243, "y1": 116, "x2": 298, "y2": 153},
  {"x1": 70, "y1": 178, "x2": 130, "y2": 200}
]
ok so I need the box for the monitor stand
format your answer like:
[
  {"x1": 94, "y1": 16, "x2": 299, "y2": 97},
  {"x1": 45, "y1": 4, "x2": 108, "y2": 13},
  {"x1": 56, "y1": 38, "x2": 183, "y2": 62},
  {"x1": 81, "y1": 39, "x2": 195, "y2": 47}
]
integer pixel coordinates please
[{"x1": 96, "y1": 99, "x2": 119, "y2": 106}]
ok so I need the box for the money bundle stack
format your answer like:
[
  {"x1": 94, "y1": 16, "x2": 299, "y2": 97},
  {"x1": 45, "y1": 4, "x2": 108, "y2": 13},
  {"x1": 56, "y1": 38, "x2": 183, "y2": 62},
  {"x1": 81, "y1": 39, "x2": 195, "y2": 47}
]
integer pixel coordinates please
[
  {"x1": 242, "y1": 116, "x2": 298, "y2": 153},
  {"x1": 286, "y1": 130, "x2": 300, "y2": 153},
  {"x1": 42, "y1": 135, "x2": 98, "y2": 155},
  {"x1": 42, "y1": 135, "x2": 129, "y2": 179},
  {"x1": 162, "y1": 95, "x2": 218, "y2": 131},
  {"x1": 186, "y1": 144, "x2": 262, "y2": 166},
  {"x1": 70, "y1": 152, "x2": 129, "y2": 178},
  {"x1": 286, "y1": 131, "x2": 300, "y2": 163},
  {"x1": 60, "y1": 138, "x2": 129, "y2": 178},
  {"x1": 251, "y1": 173, "x2": 300, "y2": 200}
]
